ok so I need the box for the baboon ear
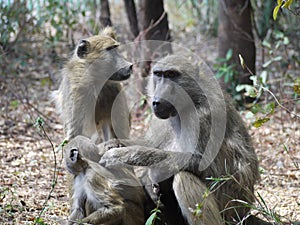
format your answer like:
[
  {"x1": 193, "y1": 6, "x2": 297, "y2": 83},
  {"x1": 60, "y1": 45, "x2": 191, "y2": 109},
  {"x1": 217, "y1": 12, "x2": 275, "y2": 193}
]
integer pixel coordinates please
[
  {"x1": 70, "y1": 148, "x2": 79, "y2": 162},
  {"x1": 102, "y1": 27, "x2": 117, "y2": 40},
  {"x1": 77, "y1": 40, "x2": 90, "y2": 58}
]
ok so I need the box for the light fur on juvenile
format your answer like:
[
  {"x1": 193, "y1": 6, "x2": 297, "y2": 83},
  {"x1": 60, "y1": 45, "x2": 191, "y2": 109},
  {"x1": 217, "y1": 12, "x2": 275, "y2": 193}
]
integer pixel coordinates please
[
  {"x1": 65, "y1": 136, "x2": 145, "y2": 225},
  {"x1": 53, "y1": 27, "x2": 131, "y2": 142}
]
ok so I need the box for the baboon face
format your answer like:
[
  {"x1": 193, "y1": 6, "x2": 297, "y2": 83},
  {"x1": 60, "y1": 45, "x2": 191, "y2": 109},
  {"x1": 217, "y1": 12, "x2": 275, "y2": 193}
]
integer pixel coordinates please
[
  {"x1": 150, "y1": 55, "x2": 200, "y2": 119},
  {"x1": 76, "y1": 27, "x2": 132, "y2": 81},
  {"x1": 65, "y1": 147, "x2": 88, "y2": 175}
]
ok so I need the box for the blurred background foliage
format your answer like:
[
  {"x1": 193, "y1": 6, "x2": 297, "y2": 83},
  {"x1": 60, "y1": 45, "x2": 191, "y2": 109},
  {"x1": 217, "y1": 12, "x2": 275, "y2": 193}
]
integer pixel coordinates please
[{"x1": 0, "y1": 0, "x2": 299, "y2": 111}]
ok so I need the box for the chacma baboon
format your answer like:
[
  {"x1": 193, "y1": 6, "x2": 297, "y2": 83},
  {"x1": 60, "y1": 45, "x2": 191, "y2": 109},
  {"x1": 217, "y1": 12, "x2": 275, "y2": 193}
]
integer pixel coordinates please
[
  {"x1": 53, "y1": 27, "x2": 131, "y2": 142},
  {"x1": 53, "y1": 28, "x2": 145, "y2": 224},
  {"x1": 65, "y1": 135, "x2": 145, "y2": 225},
  {"x1": 100, "y1": 55, "x2": 260, "y2": 224}
]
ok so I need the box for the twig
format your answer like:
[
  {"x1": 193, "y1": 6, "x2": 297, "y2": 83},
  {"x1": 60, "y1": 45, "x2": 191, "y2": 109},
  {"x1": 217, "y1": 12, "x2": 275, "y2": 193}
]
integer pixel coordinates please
[
  {"x1": 34, "y1": 118, "x2": 58, "y2": 224},
  {"x1": 241, "y1": 56, "x2": 300, "y2": 119},
  {"x1": 134, "y1": 11, "x2": 167, "y2": 42}
]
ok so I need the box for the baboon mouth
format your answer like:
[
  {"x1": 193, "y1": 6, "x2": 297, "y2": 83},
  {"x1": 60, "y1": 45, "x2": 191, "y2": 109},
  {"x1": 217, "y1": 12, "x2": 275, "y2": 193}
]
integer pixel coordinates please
[
  {"x1": 110, "y1": 68, "x2": 131, "y2": 81},
  {"x1": 154, "y1": 108, "x2": 177, "y2": 119}
]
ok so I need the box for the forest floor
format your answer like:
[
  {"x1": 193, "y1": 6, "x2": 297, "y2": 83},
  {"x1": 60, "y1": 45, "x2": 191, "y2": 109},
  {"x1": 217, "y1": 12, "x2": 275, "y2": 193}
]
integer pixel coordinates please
[{"x1": 1, "y1": 3, "x2": 299, "y2": 224}]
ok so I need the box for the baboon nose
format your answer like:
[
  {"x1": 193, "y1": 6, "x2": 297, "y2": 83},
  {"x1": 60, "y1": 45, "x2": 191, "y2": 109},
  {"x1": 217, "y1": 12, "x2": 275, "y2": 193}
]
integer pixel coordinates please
[
  {"x1": 129, "y1": 64, "x2": 133, "y2": 71},
  {"x1": 152, "y1": 98, "x2": 161, "y2": 108}
]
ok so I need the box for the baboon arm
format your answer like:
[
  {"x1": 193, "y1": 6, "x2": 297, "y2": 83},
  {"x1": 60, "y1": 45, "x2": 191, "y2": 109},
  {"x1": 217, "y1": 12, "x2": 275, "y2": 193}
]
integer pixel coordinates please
[
  {"x1": 98, "y1": 138, "x2": 154, "y2": 157},
  {"x1": 99, "y1": 146, "x2": 202, "y2": 176},
  {"x1": 81, "y1": 205, "x2": 123, "y2": 225}
]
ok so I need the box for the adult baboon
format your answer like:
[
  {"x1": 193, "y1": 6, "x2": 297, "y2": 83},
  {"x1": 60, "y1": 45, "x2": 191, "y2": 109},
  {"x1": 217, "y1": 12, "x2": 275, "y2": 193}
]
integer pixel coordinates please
[
  {"x1": 100, "y1": 55, "x2": 260, "y2": 224},
  {"x1": 65, "y1": 135, "x2": 145, "y2": 225},
  {"x1": 53, "y1": 27, "x2": 131, "y2": 142}
]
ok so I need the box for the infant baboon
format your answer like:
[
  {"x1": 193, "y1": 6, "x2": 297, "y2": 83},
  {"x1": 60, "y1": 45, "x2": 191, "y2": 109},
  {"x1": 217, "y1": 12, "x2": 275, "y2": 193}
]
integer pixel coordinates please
[
  {"x1": 65, "y1": 136, "x2": 145, "y2": 225},
  {"x1": 100, "y1": 55, "x2": 261, "y2": 224},
  {"x1": 53, "y1": 27, "x2": 131, "y2": 142}
]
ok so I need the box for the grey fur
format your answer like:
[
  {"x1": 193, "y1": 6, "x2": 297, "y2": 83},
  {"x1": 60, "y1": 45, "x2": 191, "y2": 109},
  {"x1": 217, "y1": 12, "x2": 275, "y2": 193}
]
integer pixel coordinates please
[{"x1": 100, "y1": 55, "x2": 259, "y2": 224}]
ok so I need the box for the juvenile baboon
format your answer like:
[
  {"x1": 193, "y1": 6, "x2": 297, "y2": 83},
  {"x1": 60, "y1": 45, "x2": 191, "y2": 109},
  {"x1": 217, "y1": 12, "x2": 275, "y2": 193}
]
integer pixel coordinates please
[
  {"x1": 53, "y1": 27, "x2": 131, "y2": 142},
  {"x1": 53, "y1": 29, "x2": 145, "y2": 224},
  {"x1": 65, "y1": 135, "x2": 145, "y2": 225},
  {"x1": 100, "y1": 55, "x2": 260, "y2": 224}
]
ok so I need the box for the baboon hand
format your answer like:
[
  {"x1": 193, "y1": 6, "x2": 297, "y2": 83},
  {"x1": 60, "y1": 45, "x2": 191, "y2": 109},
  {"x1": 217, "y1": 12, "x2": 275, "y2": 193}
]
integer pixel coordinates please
[
  {"x1": 99, "y1": 147, "x2": 136, "y2": 168},
  {"x1": 104, "y1": 138, "x2": 126, "y2": 151}
]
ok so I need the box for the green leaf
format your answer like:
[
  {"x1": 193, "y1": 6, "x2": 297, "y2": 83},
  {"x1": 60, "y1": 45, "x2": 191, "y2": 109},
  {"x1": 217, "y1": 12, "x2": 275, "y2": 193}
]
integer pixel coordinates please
[
  {"x1": 215, "y1": 57, "x2": 227, "y2": 63},
  {"x1": 145, "y1": 213, "x2": 157, "y2": 225},
  {"x1": 226, "y1": 49, "x2": 233, "y2": 61},
  {"x1": 283, "y1": 37, "x2": 290, "y2": 45},
  {"x1": 238, "y1": 54, "x2": 245, "y2": 69},
  {"x1": 283, "y1": 0, "x2": 293, "y2": 8},
  {"x1": 262, "y1": 40, "x2": 271, "y2": 49},
  {"x1": 253, "y1": 118, "x2": 270, "y2": 128},
  {"x1": 35, "y1": 117, "x2": 44, "y2": 127},
  {"x1": 61, "y1": 139, "x2": 69, "y2": 147},
  {"x1": 273, "y1": 56, "x2": 282, "y2": 61},
  {"x1": 273, "y1": 5, "x2": 281, "y2": 20},
  {"x1": 251, "y1": 104, "x2": 263, "y2": 114},
  {"x1": 262, "y1": 59, "x2": 273, "y2": 68},
  {"x1": 273, "y1": 0, "x2": 283, "y2": 20},
  {"x1": 259, "y1": 71, "x2": 268, "y2": 85},
  {"x1": 294, "y1": 78, "x2": 300, "y2": 95},
  {"x1": 249, "y1": 88, "x2": 258, "y2": 98},
  {"x1": 264, "y1": 102, "x2": 275, "y2": 114},
  {"x1": 10, "y1": 100, "x2": 20, "y2": 108}
]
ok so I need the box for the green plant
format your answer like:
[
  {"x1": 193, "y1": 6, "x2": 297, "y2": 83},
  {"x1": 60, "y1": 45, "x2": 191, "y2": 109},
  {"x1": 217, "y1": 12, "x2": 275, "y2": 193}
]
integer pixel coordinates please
[
  {"x1": 237, "y1": 54, "x2": 300, "y2": 128},
  {"x1": 273, "y1": 0, "x2": 295, "y2": 20},
  {"x1": 145, "y1": 195, "x2": 162, "y2": 225},
  {"x1": 214, "y1": 49, "x2": 243, "y2": 103}
]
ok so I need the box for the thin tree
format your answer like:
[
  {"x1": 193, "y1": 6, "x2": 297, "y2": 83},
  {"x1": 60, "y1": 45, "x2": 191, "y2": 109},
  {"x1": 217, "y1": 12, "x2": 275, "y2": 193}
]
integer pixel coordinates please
[
  {"x1": 124, "y1": 0, "x2": 139, "y2": 38},
  {"x1": 100, "y1": 0, "x2": 112, "y2": 27},
  {"x1": 218, "y1": 0, "x2": 256, "y2": 85}
]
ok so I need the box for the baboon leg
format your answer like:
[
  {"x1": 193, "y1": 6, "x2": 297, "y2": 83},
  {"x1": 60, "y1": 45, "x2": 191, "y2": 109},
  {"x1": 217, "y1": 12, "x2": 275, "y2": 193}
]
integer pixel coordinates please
[
  {"x1": 173, "y1": 172, "x2": 224, "y2": 225},
  {"x1": 123, "y1": 202, "x2": 145, "y2": 225},
  {"x1": 68, "y1": 208, "x2": 85, "y2": 225},
  {"x1": 81, "y1": 205, "x2": 123, "y2": 225}
]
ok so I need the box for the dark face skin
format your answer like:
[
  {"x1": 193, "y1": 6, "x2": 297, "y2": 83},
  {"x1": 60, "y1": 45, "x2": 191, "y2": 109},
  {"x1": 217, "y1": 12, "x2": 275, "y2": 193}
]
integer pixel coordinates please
[
  {"x1": 151, "y1": 69, "x2": 180, "y2": 119},
  {"x1": 150, "y1": 56, "x2": 202, "y2": 120}
]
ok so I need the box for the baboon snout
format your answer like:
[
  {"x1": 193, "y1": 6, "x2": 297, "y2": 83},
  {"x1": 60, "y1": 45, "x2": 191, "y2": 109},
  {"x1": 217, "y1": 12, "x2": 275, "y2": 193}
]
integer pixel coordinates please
[
  {"x1": 110, "y1": 64, "x2": 133, "y2": 81},
  {"x1": 152, "y1": 97, "x2": 177, "y2": 119},
  {"x1": 70, "y1": 148, "x2": 79, "y2": 162}
]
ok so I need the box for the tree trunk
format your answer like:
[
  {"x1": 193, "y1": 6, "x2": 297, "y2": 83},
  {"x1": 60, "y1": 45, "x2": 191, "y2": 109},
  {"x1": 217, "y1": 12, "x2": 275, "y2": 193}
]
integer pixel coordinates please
[
  {"x1": 138, "y1": 0, "x2": 171, "y2": 42},
  {"x1": 100, "y1": 0, "x2": 112, "y2": 27},
  {"x1": 218, "y1": 0, "x2": 255, "y2": 85},
  {"x1": 124, "y1": 0, "x2": 140, "y2": 38},
  {"x1": 137, "y1": 0, "x2": 172, "y2": 78}
]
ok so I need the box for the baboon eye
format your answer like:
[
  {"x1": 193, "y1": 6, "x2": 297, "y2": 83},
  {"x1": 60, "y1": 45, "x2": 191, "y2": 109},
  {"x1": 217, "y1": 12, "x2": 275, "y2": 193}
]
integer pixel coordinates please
[
  {"x1": 106, "y1": 45, "x2": 118, "y2": 51},
  {"x1": 77, "y1": 40, "x2": 90, "y2": 58},
  {"x1": 153, "y1": 71, "x2": 163, "y2": 77},
  {"x1": 165, "y1": 70, "x2": 180, "y2": 78}
]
